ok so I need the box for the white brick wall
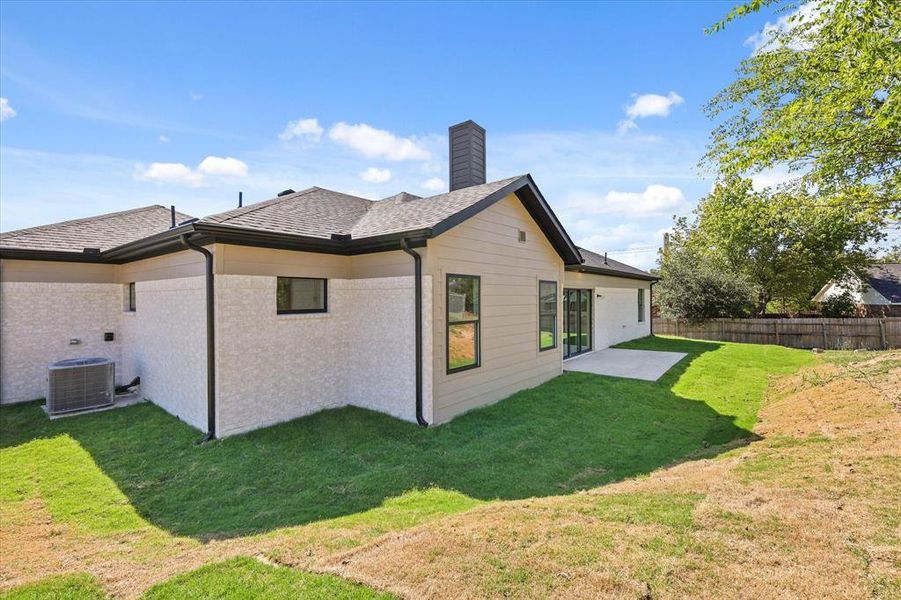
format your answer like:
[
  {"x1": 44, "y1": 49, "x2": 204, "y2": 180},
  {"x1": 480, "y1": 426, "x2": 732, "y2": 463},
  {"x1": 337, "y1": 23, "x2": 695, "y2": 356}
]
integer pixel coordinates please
[
  {"x1": 0, "y1": 282, "x2": 123, "y2": 403},
  {"x1": 215, "y1": 274, "x2": 432, "y2": 437},
  {"x1": 343, "y1": 276, "x2": 433, "y2": 423},
  {"x1": 120, "y1": 277, "x2": 207, "y2": 431},
  {"x1": 593, "y1": 286, "x2": 651, "y2": 349},
  {"x1": 1, "y1": 273, "x2": 433, "y2": 436}
]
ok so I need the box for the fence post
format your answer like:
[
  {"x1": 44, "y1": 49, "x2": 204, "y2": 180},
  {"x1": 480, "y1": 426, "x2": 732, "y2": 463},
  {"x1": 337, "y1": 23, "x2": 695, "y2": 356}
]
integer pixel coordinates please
[
  {"x1": 879, "y1": 319, "x2": 887, "y2": 350},
  {"x1": 774, "y1": 321, "x2": 780, "y2": 346},
  {"x1": 821, "y1": 320, "x2": 828, "y2": 349},
  {"x1": 675, "y1": 319, "x2": 680, "y2": 337}
]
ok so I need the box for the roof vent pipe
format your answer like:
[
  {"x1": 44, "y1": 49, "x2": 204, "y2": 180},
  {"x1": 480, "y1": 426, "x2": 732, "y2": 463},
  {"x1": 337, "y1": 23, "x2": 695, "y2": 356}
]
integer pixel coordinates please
[
  {"x1": 448, "y1": 120, "x2": 486, "y2": 191},
  {"x1": 238, "y1": 191, "x2": 243, "y2": 208},
  {"x1": 604, "y1": 252, "x2": 608, "y2": 265},
  {"x1": 170, "y1": 205, "x2": 176, "y2": 228}
]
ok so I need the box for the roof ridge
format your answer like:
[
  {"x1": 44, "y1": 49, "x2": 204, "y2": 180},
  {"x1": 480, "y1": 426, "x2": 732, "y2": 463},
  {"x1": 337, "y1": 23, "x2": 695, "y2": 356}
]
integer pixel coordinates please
[
  {"x1": 0, "y1": 205, "x2": 187, "y2": 239},
  {"x1": 204, "y1": 187, "x2": 320, "y2": 225}
]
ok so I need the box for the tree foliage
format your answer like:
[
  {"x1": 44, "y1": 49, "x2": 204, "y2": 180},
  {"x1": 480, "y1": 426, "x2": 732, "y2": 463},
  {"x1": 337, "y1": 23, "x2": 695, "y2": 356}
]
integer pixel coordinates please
[
  {"x1": 684, "y1": 177, "x2": 883, "y2": 312},
  {"x1": 820, "y1": 290, "x2": 857, "y2": 317},
  {"x1": 656, "y1": 228, "x2": 757, "y2": 323},
  {"x1": 705, "y1": 0, "x2": 901, "y2": 213}
]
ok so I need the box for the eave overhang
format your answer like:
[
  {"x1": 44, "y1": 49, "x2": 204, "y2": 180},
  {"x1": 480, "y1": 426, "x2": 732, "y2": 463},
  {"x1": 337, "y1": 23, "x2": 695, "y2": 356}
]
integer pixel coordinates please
[{"x1": 565, "y1": 264, "x2": 659, "y2": 282}]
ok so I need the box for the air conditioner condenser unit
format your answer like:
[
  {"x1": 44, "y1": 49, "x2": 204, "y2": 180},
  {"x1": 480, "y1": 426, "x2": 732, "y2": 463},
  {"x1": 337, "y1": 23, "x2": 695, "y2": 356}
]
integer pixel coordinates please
[{"x1": 47, "y1": 357, "x2": 115, "y2": 415}]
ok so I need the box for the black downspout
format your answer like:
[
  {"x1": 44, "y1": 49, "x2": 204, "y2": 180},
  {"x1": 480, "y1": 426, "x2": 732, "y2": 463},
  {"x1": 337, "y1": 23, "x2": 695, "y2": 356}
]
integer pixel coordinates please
[
  {"x1": 400, "y1": 238, "x2": 428, "y2": 427},
  {"x1": 180, "y1": 234, "x2": 216, "y2": 441},
  {"x1": 650, "y1": 280, "x2": 658, "y2": 337}
]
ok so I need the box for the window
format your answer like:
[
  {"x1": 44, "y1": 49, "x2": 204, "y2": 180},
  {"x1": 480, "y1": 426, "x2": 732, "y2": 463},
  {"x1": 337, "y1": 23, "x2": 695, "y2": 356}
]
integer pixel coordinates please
[
  {"x1": 447, "y1": 274, "x2": 480, "y2": 372},
  {"x1": 277, "y1": 277, "x2": 327, "y2": 313},
  {"x1": 127, "y1": 282, "x2": 136, "y2": 312},
  {"x1": 638, "y1": 288, "x2": 645, "y2": 322},
  {"x1": 539, "y1": 280, "x2": 557, "y2": 350}
]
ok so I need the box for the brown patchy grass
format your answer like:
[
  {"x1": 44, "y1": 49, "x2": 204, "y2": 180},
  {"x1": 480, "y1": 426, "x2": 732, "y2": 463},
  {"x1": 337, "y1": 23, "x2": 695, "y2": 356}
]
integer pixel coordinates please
[
  {"x1": 318, "y1": 353, "x2": 901, "y2": 599},
  {"x1": 2, "y1": 351, "x2": 898, "y2": 598}
]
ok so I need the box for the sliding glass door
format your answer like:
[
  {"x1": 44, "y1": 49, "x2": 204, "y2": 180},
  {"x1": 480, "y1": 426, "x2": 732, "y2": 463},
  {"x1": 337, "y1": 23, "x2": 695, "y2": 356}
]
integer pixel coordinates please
[{"x1": 563, "y1": 288, "x2": 592, "y2": 358}]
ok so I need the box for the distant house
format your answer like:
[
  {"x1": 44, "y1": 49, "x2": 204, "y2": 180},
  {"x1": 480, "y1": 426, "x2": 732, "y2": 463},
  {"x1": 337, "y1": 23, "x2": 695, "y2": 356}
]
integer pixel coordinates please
[
  {"x1": 813, "y1": 264, "x2": 901, "y2": 317},
  {"x1": 0, "y1": 120, "x2": 657, "y2": 438}
]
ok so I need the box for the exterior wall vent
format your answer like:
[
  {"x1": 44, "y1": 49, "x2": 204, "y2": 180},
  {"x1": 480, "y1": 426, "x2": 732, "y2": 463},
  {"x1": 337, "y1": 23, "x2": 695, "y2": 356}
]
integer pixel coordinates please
[
  {"x1": 46, "y1": 357, "x2": 115, "y2": 415},
  {"x1": 518, "y1": 230, "x2": 527, "y2": 243},
  {"x1": 449, "y1": 120, "x2": 486, "y2": 191}
]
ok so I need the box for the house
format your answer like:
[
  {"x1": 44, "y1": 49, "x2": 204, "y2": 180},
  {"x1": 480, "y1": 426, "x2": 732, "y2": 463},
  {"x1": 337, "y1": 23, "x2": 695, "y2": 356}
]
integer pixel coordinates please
[
  {"x1": 812, "y1": 264, "x2": 901, "y2": 317},
  {"x1": 0, "y1": 121, "x2": 657, "y2": 438}
]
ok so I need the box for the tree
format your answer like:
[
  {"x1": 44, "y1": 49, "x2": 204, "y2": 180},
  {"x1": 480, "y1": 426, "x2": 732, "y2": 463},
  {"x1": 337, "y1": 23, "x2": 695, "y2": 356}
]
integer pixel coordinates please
[
  {"x1": 705, "y1": 0, "x2": 901, "y2": 214},
  {"x1": 656, "y1": 227, "x2": 757, "y2": 323},
  {"x1": 685, "y1": 177, "x2": 883, "y2": 313},
  {"x1": 820, "y1": 290, "x2": 857, "y2": 317}
]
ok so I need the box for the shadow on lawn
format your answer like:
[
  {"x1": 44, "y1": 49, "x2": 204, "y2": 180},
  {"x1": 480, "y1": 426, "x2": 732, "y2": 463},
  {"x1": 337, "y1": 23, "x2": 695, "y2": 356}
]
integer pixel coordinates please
[{"x1": 1, "y1": 337, "x2": 749, "y2": 540}]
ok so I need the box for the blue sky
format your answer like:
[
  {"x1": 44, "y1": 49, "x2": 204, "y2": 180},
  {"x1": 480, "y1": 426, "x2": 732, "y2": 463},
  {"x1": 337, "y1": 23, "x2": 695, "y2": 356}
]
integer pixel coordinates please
[{"x1": 0, "y1": 1, "x2": 783, "y2": 269}]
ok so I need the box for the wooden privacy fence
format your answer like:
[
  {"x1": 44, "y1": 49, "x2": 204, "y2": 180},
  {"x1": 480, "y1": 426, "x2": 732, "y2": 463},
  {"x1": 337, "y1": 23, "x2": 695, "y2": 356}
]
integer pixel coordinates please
[{"x1": 653, "y1": 317, "x2": 901, "y2": 350}]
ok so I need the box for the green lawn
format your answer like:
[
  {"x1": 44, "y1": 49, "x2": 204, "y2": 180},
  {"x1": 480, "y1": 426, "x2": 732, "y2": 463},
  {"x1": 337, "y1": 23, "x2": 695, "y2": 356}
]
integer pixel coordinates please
[
  {"x1": 0, "y1": 574, "x2": 106, "y2": 600},
  {"x1": 0, "y1": 336, "x2": 812, "y2": 544},
  {"x1": 142, "y1": 557, "x2": 396, "y2": 600}
]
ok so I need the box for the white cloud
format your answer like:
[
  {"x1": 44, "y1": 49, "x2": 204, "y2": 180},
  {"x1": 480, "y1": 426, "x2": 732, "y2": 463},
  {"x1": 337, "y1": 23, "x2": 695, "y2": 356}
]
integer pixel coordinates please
[
  {"x1": 576, "y1": 224, "x2": 671, "y2": 271},
  {"x1": 567, "y1": 184, "x2": 686, "y2": 217},
  {"x1": 421, "y1": 177, "x2": 445, "y2": 192},
  {"x1": 136, "y1": 162, "x2": 204, "y2": 187},
  {"x1": 189, "y1": 91, "x2": 203, "y2": 101},
  {"x1": 197, "y1": 156, "x2": 248, "y2": 177},
  {"x1": 328, "y1": 122, "x2": 430, "y2": 161},
  {"x1": 158, "y1": 135, "x2": 170, "y2": 143},
  {"x1": 750, "y1": 169, "x2": 799, "y2": 191},
  {"x1": 360, "y1": 167, "x2": 392, "y2": 183},
  {"x1": 745, "y1": 2, "x2": 821, "y2": 53},
  {"x1": 136, "y1": 155, "x2": 247, "y2": 187},
  {"x1": 618, "y1": 92, "x2": 684, "y2": 133},
  {"x1": 278, "y1": 118, "x2": 323, "y2": 142},
  {"x1": 0, "y1": 98, "x2": 17, "y2": 122}
]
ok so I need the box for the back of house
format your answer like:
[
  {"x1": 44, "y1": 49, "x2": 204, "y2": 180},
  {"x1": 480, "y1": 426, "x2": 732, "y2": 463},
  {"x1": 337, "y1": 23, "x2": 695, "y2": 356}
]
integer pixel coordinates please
[{"x1": 0, "y1": 120, "x2": 656, "y2": 437}]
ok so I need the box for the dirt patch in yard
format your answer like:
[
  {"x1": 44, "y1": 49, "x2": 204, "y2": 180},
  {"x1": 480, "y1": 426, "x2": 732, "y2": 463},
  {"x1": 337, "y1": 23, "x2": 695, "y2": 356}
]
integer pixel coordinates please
[{"x1": 318, "y1": 354, "x2": 901, "y2": 599}]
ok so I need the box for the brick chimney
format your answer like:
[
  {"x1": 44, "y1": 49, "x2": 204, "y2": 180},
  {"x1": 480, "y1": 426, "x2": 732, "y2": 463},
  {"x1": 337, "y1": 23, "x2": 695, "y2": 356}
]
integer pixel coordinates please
[{"x1": 448, "y1": 120, "x2": 486, "y2": 191}]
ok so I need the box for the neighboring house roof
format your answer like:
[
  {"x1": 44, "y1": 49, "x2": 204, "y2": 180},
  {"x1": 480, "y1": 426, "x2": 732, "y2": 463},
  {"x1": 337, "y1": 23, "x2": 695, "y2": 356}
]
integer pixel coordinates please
[
  {"x1": 812, "y1": 263, "x2": 901, "y2": 305},
  {"x1": 866, "y1": 264, "x2": 901, "y2": 303},
  {"x1": 0, "y1": 205, "x2": 193, "y2": 256},
  {"x1": 567, "y1": 247, "x2": 658, "y2": 281}
]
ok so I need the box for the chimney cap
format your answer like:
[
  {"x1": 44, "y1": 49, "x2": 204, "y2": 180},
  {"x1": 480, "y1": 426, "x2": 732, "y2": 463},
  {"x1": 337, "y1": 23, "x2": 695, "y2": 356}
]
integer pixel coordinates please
[{"x1": 449, "y1": 119, "x2": 486, "y2": 133}]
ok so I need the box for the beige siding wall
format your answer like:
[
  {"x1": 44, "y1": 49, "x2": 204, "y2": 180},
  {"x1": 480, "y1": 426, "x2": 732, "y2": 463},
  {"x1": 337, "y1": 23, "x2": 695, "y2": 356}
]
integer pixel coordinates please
[
  {"x1": 0, "y1": 259, "x2": 117, "y2": 283},
  {"x1": 563, "y1": 271, "x2": 651, "y2": 349},
  {"x1": 216, "y1": 244, "x2": 416, "y2": 280},
  {"x1": 564, "y1": 271, "x2": 652, "y2": 291},
  {"x1": 117, "y1": 249, "x2": 206, "y2": 282},
  {"x1": 1, "y1": 251, "x2": 205, "y2": 284},
  {"x1": 424, "y1": 193, "x2": 564, "y2": 424},
  {"x1": 216, "y1": 244, "x2": 349, "y2": 278}
]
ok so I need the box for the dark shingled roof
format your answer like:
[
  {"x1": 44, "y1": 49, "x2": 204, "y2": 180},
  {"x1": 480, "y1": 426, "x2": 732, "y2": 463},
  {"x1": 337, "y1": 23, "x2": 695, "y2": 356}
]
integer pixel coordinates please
[
  {"x1": 201, "y1": 187, "x2": 371, "y2": 238},
  {"x1": 0, "y1": 175, "x2": 581, "y2": 263},
  {"x1": 0, "y1": 205, "x2": 193, "y2": 253},
  {"x1": 572, "y1": 246, "x2": 657, "y2": 281},
  {"x1": 198, "y1": 176, "x2": 521, "y2": 240},
  {"x1": 866, "y1": 263, "x2": 901, "y2": 303}
]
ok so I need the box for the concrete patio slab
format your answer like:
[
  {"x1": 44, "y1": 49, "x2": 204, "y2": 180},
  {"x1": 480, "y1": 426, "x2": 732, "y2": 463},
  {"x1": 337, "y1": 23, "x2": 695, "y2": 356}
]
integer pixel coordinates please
[{"x1": 563, "y1": 348, "x2": 687, "y2": 381}]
